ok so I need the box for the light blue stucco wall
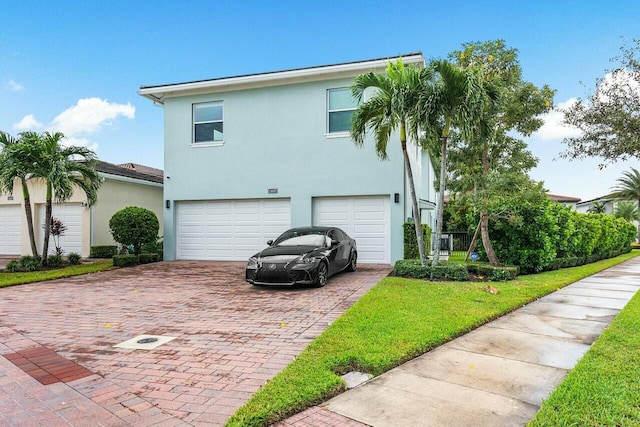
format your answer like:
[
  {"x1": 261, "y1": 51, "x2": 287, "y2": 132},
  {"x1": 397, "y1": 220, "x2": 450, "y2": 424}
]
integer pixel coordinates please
[{"x1": 161, "y1": 76, "x2": 435, "y2": 262}]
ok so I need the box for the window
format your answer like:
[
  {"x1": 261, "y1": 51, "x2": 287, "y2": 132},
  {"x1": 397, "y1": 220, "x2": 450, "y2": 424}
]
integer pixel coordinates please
[
  {"x1": 193, "y1": 102, "x2": 223, "y2": 144},
  {"x1": 327, "y1": 88, "x2": 356, "y2": 134}
]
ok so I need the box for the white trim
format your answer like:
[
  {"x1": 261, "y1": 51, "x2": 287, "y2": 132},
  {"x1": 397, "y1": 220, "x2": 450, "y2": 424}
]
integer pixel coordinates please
[
  {"x1": 191, "y1": 141, "x2": 225, "y2": 148},
  {"x1": 324, "y1": 132, "x2": 350, "y2": 139},
  {"x1": 139, "y1": 53, "x2": 425, "y2": 103}
]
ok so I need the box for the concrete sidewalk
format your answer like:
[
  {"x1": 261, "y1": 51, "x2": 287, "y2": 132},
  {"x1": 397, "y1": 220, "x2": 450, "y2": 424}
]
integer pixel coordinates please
[{"x1": 281, "y1": 256, "x2": 640, "y2": 427}]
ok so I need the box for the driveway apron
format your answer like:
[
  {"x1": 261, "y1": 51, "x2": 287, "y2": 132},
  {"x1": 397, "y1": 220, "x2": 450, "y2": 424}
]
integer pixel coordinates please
[
  {"x1": 0, "y1": 261, "x2": 391, "y2": 426},
  {"x1": 280, "y1": 256, "x2": 640, "y2": 427}
]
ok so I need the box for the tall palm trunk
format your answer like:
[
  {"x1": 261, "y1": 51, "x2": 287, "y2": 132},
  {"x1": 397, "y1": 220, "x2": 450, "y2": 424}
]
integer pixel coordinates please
[
  {"x1": 480, "y1": 142, "x2": 500, "y2": 266},
  {"x1": 432, "y1": 132, "x2": 449, "y2": 268},
  {"x1": 400, "y1": 122, "x2": 427, "y2": 266},
  {"x1": 21, "y1": 178, "x2": 38, "y2": 257},
  {"x1": 42, "y1": 183, "x2": 53, "y2": 265}
]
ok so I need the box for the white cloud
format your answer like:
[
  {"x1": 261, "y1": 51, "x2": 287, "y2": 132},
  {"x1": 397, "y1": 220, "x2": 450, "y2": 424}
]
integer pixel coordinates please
[
  {"x1": 6, "y1": 79, "x2": 24, "y2": 92},
  {"x1": 533, "y1": 98, "x2": 583, "y2": 141},
  {"x1": 61, "y1": 136, "x2": 98, "y2": 152},
  {"x1": 51, "y1": 97, "x2": 135, "y2": 136},
  {"x1": 13, "y1": 114, "x2": 44, "y2": 131},
  {"x1": 596, "y1": 69, "x2": 640, "y2": 103}
]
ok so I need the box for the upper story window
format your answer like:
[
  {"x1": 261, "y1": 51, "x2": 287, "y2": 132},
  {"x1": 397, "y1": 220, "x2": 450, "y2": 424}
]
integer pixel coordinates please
[
  {"x1": 327, "y1": 88, "x2": 356, "y2": 134},
  {"x1": 193, "y1": 101, "x2": 223, "y2": 145}
]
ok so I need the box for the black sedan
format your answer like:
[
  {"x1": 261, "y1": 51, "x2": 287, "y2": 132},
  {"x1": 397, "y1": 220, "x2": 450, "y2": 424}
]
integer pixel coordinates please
[{"x1": 245, "y1": 226, "x2": 357, "y2": 287}]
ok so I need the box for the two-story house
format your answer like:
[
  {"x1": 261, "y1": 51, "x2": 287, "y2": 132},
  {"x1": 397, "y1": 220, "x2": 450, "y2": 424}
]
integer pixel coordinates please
[{"x1": 139, "y1": 53, "x2": 436, "y2": 264}]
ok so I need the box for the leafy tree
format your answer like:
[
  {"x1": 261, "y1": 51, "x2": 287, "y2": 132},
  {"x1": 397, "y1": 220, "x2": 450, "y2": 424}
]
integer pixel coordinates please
[
  {"x1": 562, "y1": 40, "x2": 640, "y2": 165},
  {"x1": 351, "y1": 59, "x2": 434, "y2": 266},
  {"x1": 109, "y1": 206, "x2": 159, "y2": 255},
  {"x1": 19, "y1": 131, "x2": 102, "y2": 264},
  {"x1": 446, "y1": 40, "x2": 554, "y2": 266},
  {"x1": 422, "y1": 59, "x2": 491, "y2": 267},
  {"x1": 613, "y1": 201, "x2": 639, "y2": 222},
  {"x1": 0, "y1": 132, "x2": 39, "y2": 257},
  {"x1": 587, "y1": 201, "x2": 608, "y2": 214}
]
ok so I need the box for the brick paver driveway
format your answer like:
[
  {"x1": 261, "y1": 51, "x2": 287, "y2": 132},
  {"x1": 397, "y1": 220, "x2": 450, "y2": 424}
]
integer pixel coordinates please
[{"x1": 0, "y1": 261, "x2": 390, "y2": 426}]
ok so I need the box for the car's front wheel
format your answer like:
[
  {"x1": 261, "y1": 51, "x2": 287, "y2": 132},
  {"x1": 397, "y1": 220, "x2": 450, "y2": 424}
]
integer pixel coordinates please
[
  {"x1": 314, "y1": 262, "x2": 328, "y2": 287},
  {"x1": 346, "y1": 251, "x2": 357, "y2": 272}
]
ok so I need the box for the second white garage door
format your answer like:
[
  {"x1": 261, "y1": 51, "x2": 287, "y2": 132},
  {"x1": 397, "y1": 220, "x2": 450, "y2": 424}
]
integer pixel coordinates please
[
  {"x1": 313, "y1": 196, "x2": 390, "y2": 264},
  {"x1": 0, "y1": 205, "x2": 22, "y2": 255},
  {"x1": 38, "y1": 204, "x2": 84, "y2": 256},
  {"x1": 176, "y1": 199, "x2": 291, "y2": 260}
]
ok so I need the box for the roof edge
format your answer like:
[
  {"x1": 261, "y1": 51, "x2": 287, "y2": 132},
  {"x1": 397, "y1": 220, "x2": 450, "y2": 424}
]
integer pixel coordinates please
[{"x1": 139, "y1": 52, "x2": 424, "y2": 104}]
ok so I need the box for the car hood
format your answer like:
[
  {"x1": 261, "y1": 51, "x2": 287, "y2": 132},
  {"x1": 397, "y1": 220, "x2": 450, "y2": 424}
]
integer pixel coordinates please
[{"x1": 253, "y1": 245, "x2": 319, "y2": 259}]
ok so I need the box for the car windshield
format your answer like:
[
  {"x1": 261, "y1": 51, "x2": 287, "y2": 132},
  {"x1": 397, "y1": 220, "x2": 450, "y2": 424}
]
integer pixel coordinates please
[{"x1": 276, "y1": 233, "x2": 326, "y2": 247}]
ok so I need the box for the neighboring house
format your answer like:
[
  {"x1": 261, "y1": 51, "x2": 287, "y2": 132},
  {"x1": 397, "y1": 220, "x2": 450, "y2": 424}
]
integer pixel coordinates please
[
  {"x1": 575, "y1": 195, "x2": 614, "y2": 214},
  {"x1": 139, "y1": 52, "x2": 436, "y2": 264},
  {"x1": 547, "y1": 193, "x2": 581, "y2": 208},
  {"x1": 0, "y1": 161, "x2": 163, "y2": 257}
]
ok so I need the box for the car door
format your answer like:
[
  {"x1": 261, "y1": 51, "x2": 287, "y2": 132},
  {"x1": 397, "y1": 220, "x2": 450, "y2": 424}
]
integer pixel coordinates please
[{"x1": 328, "y1": 229, "x2": 349, "y2": 272}]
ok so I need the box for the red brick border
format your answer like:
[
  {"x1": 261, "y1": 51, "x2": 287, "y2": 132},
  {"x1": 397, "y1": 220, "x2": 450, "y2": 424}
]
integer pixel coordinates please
[{"x1": 4, "y1": 346, "x2": 93, "y2": 385}]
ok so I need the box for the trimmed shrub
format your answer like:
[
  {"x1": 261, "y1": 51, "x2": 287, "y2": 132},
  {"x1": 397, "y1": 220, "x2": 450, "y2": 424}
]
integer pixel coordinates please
[
  {"x1": 112, "y1": 254, "x2": 139, "y2": 267},
  {"x1": 67, "y1": 252, "x2": 82, "y2": 265},
  {"x1": 142, "y1": 236, "x2": 163, "y2": 261},
  {"x1": 109, "y1": 207, "x2": 159, "y2": 255},
  {"x1": 403, "y1": 222, "x2": 432, "y2": 259},
  {"x1": 6, "y1": 256, "x2": 41, "y2": 272},
  {"x1": 138, "y1": 253, "x2": 159, "y2": 264},
  {"x1": 393, "y1": 259, "x2": 469, "y2": 281},
  {"x1": 467, "y1": 263, "x2": 519, "y2": 280},
  {"x1": 46, "y1": 255, "x2": 63, "y2": 267},
  {"x1": 90, "y1": 245, "x2": 117, "y2": 258}
]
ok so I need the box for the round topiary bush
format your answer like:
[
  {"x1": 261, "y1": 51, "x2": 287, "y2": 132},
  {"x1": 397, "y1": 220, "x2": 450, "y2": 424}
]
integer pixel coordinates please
[{"x1": 109, "y1": 206, "x2": 159, "y2": 255}]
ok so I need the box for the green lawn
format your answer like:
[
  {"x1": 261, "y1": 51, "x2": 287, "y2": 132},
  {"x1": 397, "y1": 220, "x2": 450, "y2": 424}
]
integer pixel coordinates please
[
  {"x1": 227, "y1": 251, "x2": 640, "y2": 427},
  {"x1": 529, "y1": 289, "x2": 640, "y2": 426},
  {"x1": 0, "y1": 259, "x2": 115, "y2": 288}
]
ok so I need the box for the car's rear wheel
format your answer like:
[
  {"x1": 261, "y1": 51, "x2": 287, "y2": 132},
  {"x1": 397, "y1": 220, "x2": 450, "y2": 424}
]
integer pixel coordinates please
[
  {"x1": 315, "y1": 262, "x2": 328, "y2": 287},
  {"x1": 346, "y1": 251, "x2": 357, "y2": 272}
]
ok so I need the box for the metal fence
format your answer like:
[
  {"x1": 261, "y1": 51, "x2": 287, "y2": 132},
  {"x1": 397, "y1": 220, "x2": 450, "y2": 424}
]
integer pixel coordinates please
[{"x1": 431, "y1": 231, "x2": 472, "y2": 260}]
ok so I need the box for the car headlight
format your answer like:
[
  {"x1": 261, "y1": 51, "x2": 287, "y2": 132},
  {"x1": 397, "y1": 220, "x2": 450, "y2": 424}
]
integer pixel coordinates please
[
  {"x1": 296, "y1": 255, "x2": 318, "y2": 264},
  {"x1": 247, "y1": 257, "x2": 259, "y2": 268}
]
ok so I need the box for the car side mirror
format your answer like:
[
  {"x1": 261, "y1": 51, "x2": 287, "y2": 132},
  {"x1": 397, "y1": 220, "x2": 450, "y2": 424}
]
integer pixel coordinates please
[
  {"x1": 267, "y1": 240, "x2": 274, "y2": 246},
  {"x1": 331, "y1": 239, "x2": 339, "y2": 247}
]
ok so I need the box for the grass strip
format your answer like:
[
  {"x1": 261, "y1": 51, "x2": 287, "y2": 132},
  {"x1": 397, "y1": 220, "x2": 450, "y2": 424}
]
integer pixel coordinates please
[
  {"x1": 0, "y1": 259, "x2": 114, "y2": 288},
  {"x1": 529, "y1": 288, "x2": 640, "y2": 426},
  {"x1": 227, "y1": 251, "x2": 640, "y2": 427}
]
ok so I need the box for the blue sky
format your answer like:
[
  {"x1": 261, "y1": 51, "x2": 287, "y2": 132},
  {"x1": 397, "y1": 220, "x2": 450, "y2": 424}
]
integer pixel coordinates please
[{"x1": 1, "y1": 0, "x2": 639, "y2": 200}]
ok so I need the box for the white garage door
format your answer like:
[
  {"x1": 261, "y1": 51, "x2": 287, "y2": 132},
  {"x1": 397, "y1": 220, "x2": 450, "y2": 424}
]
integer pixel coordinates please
[
  {"x1": 313, "y1": 196, "x2": 390, "y2": 264},
  {"x1": 38, "y1": 204, "x2": 83, "y2": 255},
  {"x1": 0, "y1": 205, "x2": 22, "y2": 255},
  {"x1": 176, "y1": 199, "x2": 291, "y2": 260}
]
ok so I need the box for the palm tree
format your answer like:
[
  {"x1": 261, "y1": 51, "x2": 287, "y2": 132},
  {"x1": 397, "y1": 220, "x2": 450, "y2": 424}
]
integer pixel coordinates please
[
  {"x1": 351, "y1": 59, "x2": 434, "y2": 266},
  {"x1": 587, "y1": 200, "x2": 608, "y2": 214},
  {"x1": 424, "y1": 60, "x2": 487, "y2": 267},
  {"x1": 610, "y1": 167, "x2": 640, "y2": 209},
  {"x1": 613, "y1": 201, "x2": 639, "y2": 222},
  {"x1": 0, "y1": 132, "x2": 40, "y2": 257},
  {"x1": 21, "y1": 132, "x2": 102, "y2": 264}
]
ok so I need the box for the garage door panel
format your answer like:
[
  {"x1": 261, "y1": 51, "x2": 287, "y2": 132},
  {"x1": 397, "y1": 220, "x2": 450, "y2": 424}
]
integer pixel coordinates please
[
  {"x1": 176, "y1": 199, "x2": 291, "y2": 260},
  {"x1": 0, "y1": 205, "x2": 22, "y2": 255},
  {"x1": 313, "y1": 196, "x2": 390, "y2": 264},
  {"x1": 38, "y1": 204, "x2": 83, "y2": 256}
]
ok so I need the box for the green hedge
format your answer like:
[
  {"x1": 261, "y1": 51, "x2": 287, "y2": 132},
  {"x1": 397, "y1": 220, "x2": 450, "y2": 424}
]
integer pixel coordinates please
[
  {"x1": 479, "y1": 199, "x2": 637, "y2": 274},
  {"x1": 403, "y1": 222, "x2": 432, "y2": 259},
  {"x1": 112, "y1": 254, "x2": 139, "y2": 267},
  {"x1": 91, "y1": 245, "x2": 117, "y2": 258},
  {"x1": 138, "y1": 253, "x2": 160, "y2": 264},
  {"x1": 393, "y1": 259, "x2": 469, "y2": 281},
  {"x1": 467, "y1": 263, "x2": 519, "y2": 281}
]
